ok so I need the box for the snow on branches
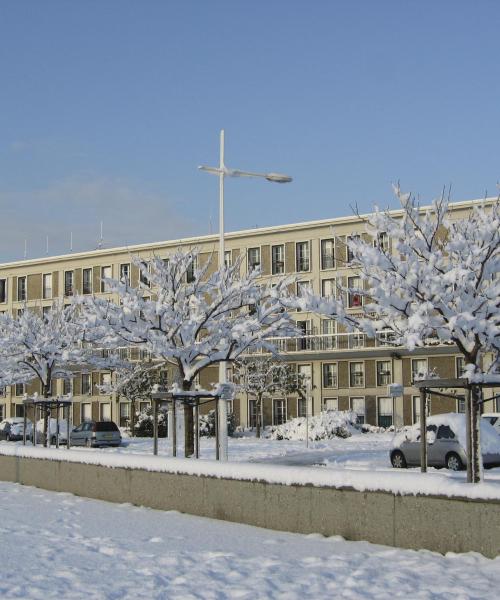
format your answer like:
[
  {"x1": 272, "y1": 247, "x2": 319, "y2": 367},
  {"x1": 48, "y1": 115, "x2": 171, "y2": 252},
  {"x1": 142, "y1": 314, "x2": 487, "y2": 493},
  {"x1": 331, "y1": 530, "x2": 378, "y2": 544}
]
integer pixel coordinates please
[
  {"x1": 82, "y1": 249, "x2": 298, "y2": 389},
  {"x1": 0, "y1": 300, "x2": 113, "y2": 396}
]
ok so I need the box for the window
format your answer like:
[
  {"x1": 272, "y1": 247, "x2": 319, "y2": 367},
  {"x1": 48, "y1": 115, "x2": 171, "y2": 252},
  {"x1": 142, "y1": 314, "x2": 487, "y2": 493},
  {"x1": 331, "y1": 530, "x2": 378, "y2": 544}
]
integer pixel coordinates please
[
  {"x1": 224, "y1": 251, "x2": 232, "y2": 268},
  {"x1": 376, "y1": 361, "x2": 392, "y2": 386},
  {"x1": 349, "y1": 328, "x2": 365, "y2": 349},
  {"x1": 321, "y1": 239, "x2": 335, "y2": 270},
  {"x1": 119, "y1": 402, "x2": 130, "y2": 427},
  {"x1": 81, "y1": 374, "x2": 91, "y2": 395},
  {"x1": 321, "y1": 319, "x2": 337, "y2": 349},
  {"x1": 273, "y1": 399, "x2": 286, "y2": 425},
  {"x1": 271, "y1": 245, "x2": 285, "y2": 274},
  {"x1": 42, "y1": 306, "x2": 51, "y2": 320},
  {"x1": 456, "y1": 357, "x2": 466, "y2": 378},
  {"x1": 15, "y1": 383, "x2": 26, "y2": 397},
  {"x1": 321, "y1": 278, "x2": 336, "y2": 299},
  {"x1": 0, "y1": 278, "x2": 7, "y2": 303},
  {"x1": 120, "y1": 263, "x2": 130, "y2": 284},
  {"x1": 296, "y1": 242, "x2": 310, "y2": 272},
  {"x1": 378, "y1": 397, "x2": 393, "y2": 428},
  {"x1": 324, "y1": 397, "x2": 338, "y2": 411},
  {"x1": 17, "y1": 276, "x2": 27, "y2": 302},
  {"x1": 0, "y1": 387, "x2": 5, "y2": 397},
  {"x1": 62, "y1": 379, "x2": 73, "y2": 395},
  {"x1": 139, "y1": 401, "x2": 150, "y2": 413},
  {"x1": 374, "y1": 232, "x2": 389, "y2": 252},
  {"x1": 297, "y1": 397, "x2": 307, "y2": 418},
  {"x1": 437, "y1": 425, "x2": 455, "y2": 440},
  {"x1": 100, "y1": 403, "x2": 112, "y2": 421},
  {"x1": 298, "y1": 364, "x2": 312, "y2": 388},
  {"x1": 411, "y1": 359, "x2": 427, "y2": 383},
  {"x1": 248, "y1": 399, "x2": 257, "y2": 428},
  {"x1": 457, "y1": 395, "x2": 466, "y2": 413},
  {"x1": 297, "y1": 280, "x2": 311, "y2": 297},
  {"x1": 322, "y1": 363, "x2": 338, "y2": 388},
  {"x1": 99, "y1": 373, "x2": 111, "y2": 393},
  {"x1": 100, "y1": 266, "x2": 112, "y2": 292},
  {"x1": 64, "y1": 271, "x2": 74, "y2": 297},
  {"x1": 17, "y1": 308, "x2": 24, "y2": 318},
  {"x1": 351, "y1": 397, "x2": 365, "y2": 424},
  {"x1": 15, "y1": 404, "x2": 25, "y2": 418},
  {"x1": 412, "y1": 395, "x2": 420, "y2": 424},
  {"x1": 0, "y1": 404, "x2": 4, "y2": 421},
  {"x1": 347, "y1": 235, "x2": 360, "y2": 264},
  {"x1": 248, "y1": 247, "x2": 260, "y2": 272},
  {"x1": 349, "y1": 362, "x2": 364, "y2": 387},
  {"x1": 81, "y1": 403, "x2": 92, "y2": 422},
  {"x1": 347, "y1": 276, "x2": 363, "y2": 308},
  {"x1": 297, "y1": 320, "x2": 312, "y2": 350},
  {"x1": 82, "y1": 268, "x2": 92, "y2": 295},
  {"x1": 140, "y1": 262, "x2": 151, "y2": 286},
  {"x1": 42, "y1": 273, "x2": 52, "y2": 299}
]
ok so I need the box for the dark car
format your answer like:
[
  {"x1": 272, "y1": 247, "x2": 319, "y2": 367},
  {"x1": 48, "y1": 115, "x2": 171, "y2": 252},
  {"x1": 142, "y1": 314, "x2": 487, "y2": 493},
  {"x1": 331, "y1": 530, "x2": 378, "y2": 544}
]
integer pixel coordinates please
[{"x1": 70, "y1": 421, "x2": 121, "y2": 448}]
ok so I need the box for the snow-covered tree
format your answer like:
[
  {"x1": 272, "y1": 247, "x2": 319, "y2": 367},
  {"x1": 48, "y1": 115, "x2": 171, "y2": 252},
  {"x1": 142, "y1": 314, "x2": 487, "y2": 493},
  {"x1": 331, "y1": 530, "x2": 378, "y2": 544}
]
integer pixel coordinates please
[
  {"x1": 82, "y1": 249, "x2": 298, "y2": 456},
  {"x1": 234, "y1": 358, "x2": 307, "y2": 437},
  {"x1": 98, "y1": 363, "x2": 162, "y2": 435},
  {"x1": 0, "y1": 301, "x2": 112, "y2": 446},
  {"x1": 301, "y1": 187, "x2": 500, "y2": 482}
]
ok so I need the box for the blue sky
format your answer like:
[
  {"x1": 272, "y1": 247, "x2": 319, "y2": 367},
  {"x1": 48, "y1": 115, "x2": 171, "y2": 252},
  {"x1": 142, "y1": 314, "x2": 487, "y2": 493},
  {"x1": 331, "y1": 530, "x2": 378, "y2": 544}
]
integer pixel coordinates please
[{"x1": 1, "y1": 1, "x2": 499, "y2": 261}]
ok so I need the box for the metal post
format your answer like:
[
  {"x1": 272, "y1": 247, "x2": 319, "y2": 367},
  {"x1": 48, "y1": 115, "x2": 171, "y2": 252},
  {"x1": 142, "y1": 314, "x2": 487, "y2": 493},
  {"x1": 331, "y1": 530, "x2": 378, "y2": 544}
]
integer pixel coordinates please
[
  {"x1": 56, "y1": 399, "x2": 60, "y2": 449},
  {"x1": 195, "y1": 399, "x2": 200, "y2": 459},
  {"x1": 172, "y1": 400, "x2": 177, "y2": 458},
  {"x1": 67, "y1": 404, "x2": 71, "y2": 450},
  {"x1": 23, "y1": 408, "x2": 27, "y2": 446},
  {"x1": 215, "y1": 396, "x2": 220, "y2": 461},
  {"x1": 33, "y1": 404, "x2": 37, "y2": 447},
  {"x1": 153, "y1": 399, "x2": 159, "y2": 456},
  {"x1": 419, "y1": 387, "x2": 427, "y2": 473},
  {"x1": 218, "y1": 129, "x2": 229, "y2": 461}
]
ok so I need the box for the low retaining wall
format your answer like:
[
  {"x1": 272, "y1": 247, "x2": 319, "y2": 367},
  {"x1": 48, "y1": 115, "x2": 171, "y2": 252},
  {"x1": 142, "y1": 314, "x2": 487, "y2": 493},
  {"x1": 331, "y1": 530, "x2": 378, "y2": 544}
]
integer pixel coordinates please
[{"x1": 0, "y1": 453, "x2": 499, "y2": 558}]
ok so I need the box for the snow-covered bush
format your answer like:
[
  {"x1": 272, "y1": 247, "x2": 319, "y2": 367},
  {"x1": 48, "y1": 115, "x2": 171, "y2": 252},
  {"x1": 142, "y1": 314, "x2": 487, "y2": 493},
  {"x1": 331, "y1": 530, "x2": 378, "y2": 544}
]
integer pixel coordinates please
[
  {"x1": 270, "y1": 410, "x2": 359, "y2": 441},
  {"x1": 134, "y1": 407, "x2": 168, "y2": 437},
  {"x1": 199, "y1": 410, "x2": 236, "y2": 438}
]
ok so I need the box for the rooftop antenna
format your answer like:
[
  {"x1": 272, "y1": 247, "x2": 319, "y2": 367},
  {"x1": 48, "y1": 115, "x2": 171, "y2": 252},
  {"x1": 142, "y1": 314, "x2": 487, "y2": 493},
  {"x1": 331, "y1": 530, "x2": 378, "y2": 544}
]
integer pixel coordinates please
[
  {"x1": 46, "y1": 236, "x2": 49, "y2": 256},
  {"x1": 70, "y1": 231, "x2": 73, "y2": 253},
  {"x1": 209, "y1": 211, "x2": 213, "y2": 234},
  {"x1": 97, "y1": 221, "x2": 104, "y2": 249},
  {"x1": 24, "y1": 239, "x2": 27, "y2": 259}
]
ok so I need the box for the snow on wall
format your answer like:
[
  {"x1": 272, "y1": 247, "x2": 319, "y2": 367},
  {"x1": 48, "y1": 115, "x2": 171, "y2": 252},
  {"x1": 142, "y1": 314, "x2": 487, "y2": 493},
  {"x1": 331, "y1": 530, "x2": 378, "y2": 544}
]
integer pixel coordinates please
[{"x1": 1, "y1": 444, "x2": 500, "y2": 501}]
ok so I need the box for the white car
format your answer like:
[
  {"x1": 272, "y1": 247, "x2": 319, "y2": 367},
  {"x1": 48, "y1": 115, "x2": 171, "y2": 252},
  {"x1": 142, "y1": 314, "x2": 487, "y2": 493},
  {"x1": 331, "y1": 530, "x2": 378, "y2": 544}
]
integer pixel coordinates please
[
  {"x1": 32, "y1": 418, "x2": 69, "y2": 445},
  {"x1": 0, "y1": 418, "x2": 32, "y2": 441},
  {"x1": 482, "y1": 413, "x2": 500, "y2": 436}
]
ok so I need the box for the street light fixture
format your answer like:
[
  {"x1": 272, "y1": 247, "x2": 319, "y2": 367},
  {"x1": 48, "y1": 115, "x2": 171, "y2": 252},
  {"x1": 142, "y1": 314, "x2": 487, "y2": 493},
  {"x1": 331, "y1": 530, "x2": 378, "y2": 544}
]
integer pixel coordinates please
[{"x1": 199, "y1": 129, "x2": 292, "y2": 461}]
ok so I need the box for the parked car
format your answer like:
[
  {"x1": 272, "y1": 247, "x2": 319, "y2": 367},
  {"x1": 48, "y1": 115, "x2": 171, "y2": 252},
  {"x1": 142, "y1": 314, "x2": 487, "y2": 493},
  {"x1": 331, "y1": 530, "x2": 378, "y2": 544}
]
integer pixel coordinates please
[
  {"x1": 31, "y1": 418, "x2": 69, "y2": 445},
  {"x1": 482, "y1": 413, "x2": 500, "y2": 436},
  {"x1": 0, "y1": 418, "x2": 32, "y2": 441},
  {"x1": 70, "y1": 421, "x2": 121, "y2": 448},
  {"x1": 390, "y1": 413, "x2": 500, "y2": 471}
]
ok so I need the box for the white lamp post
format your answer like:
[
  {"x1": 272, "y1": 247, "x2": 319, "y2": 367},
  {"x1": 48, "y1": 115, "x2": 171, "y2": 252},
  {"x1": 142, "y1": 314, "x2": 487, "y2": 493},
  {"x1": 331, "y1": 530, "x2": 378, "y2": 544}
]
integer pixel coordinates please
[{"x1": 199, "y1": 129, "x2": 292, "y2": 460}]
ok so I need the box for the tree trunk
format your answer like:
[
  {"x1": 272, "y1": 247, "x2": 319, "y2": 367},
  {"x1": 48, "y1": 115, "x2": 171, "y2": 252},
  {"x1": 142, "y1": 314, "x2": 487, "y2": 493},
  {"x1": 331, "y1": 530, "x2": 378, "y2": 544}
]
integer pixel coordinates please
[
  {"x1": 256, "y1": 396, "x2": 262, "y2": 439},
  {"x1": 183, "y1": 381, "x2": 195, "y2": 458},
  {"x1": 43, "y1": 382, "x2": 49, "y2": 448},
  {"x1": 470, "y1": 385, "x2": 482, "y2": 483},
  {"x1": 130, "y1": 399, "x2": 136, "y2": 437}
]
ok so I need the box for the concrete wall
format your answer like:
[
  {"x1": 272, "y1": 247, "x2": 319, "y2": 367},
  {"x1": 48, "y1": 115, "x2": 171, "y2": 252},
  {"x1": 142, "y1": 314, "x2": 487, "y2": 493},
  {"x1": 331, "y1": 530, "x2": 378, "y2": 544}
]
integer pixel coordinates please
[{"x1": 0, "y1": 454, "x2": 499, "y2": 557}]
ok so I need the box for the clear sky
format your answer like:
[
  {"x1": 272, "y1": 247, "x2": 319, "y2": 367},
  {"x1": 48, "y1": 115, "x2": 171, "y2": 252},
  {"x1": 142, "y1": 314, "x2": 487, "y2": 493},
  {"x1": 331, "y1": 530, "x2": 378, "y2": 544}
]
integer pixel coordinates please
[{"x1": 1, "y1": 1, "x2": 499, "y2": 261}]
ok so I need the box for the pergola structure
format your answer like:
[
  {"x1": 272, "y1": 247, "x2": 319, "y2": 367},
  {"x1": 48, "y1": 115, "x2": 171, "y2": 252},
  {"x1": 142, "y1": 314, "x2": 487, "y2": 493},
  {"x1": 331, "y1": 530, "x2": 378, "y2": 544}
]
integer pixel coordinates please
[
  {"x1": 414, "y1": 378, "x2": 499, "y2": 483},
  {"x1": 151, "y1": 384, "x2": 235, "y2": 460},
  {"x1": 22, "y1": 395, "x2": 73, "y2": 449}
]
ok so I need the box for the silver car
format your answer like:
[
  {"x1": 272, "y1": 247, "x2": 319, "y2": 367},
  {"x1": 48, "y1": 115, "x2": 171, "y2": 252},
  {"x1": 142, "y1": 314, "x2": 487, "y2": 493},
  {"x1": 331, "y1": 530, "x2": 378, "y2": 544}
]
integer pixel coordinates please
[
  {"x1": 70, "y1": 421, "x2": 121, "y2": 448},
  {"x1": 390, "y1": 414, "x2": 500, "y2": 471}
]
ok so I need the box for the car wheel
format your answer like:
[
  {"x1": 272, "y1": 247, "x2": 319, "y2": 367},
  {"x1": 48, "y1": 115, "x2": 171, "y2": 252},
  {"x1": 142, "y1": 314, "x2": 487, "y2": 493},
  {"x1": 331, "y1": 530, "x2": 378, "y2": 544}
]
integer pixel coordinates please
[
  {"x1": 5, "y1": 434, "x2": 10, "y2": 442},
  {"x1": 50, "y1": 436, "x2": 57, "y2": 446},
  {"x1": 85, "y1": 438, "x2": 92, "y2": 448},
  {"x1": 446, "y1": 452, "x2": 464, "y2": 471},
  {"x1": 391, "y1": 450, "x2": 407, "y2": 468}
]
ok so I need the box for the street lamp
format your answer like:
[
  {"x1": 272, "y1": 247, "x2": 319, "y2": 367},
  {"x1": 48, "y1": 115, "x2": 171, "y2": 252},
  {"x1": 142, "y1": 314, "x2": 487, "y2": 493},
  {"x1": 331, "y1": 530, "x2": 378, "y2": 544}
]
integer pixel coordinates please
[{"x1": 199, "y1": 129, "x2": 292, "y2": 461}]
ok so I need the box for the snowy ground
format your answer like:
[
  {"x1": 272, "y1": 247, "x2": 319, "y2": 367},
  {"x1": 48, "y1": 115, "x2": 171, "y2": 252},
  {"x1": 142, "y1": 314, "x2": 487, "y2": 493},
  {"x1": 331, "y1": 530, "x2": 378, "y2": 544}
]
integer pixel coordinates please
[{"x1": 0, "y1": 480, "x2": 498, "y2": 600}]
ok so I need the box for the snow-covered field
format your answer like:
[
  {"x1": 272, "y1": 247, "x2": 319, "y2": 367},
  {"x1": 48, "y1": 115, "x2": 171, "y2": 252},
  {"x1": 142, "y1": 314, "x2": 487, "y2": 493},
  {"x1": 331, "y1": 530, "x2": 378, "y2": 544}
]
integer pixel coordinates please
[{"x1": 0, "y1": 480, "x2": 498, "y2": 599}]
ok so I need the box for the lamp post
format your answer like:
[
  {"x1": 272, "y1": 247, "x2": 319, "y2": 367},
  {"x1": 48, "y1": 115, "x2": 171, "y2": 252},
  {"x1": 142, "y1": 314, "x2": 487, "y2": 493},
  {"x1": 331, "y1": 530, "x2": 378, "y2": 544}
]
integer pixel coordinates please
[{"x1": 199, "y1": 129, "x2": 292, "y2": 460}]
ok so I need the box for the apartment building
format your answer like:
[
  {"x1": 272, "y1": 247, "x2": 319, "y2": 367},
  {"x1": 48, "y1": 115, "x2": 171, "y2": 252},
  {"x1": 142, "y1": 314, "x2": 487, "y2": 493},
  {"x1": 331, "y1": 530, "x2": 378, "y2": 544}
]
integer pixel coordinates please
[{"x1": 0, "y1": 199, "x2": 498, "y2": 428}]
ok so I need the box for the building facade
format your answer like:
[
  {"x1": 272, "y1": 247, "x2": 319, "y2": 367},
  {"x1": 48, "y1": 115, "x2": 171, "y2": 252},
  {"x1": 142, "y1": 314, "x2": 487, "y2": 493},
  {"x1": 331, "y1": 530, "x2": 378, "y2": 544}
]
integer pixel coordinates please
[{"x1": 0, "y1": 199, "x2": 498, "y2": 428}]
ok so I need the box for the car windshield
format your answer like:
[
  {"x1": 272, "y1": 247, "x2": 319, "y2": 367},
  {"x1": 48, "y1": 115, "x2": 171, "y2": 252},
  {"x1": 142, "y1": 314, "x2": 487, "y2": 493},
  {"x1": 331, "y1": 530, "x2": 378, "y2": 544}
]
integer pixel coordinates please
[{"x1": 95, "y1": 422, "x2": 118, "y2": 432}]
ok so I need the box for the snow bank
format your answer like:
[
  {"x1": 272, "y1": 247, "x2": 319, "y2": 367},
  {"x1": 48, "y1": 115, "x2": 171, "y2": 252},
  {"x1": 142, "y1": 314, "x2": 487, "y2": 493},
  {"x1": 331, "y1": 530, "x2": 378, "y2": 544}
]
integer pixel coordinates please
[
  {"x1": 1, "y1": 443, "x2": 500, "y2": 501},
  {"x1": 269, "y1": 410, "x2": 358, "y2": 441}
]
